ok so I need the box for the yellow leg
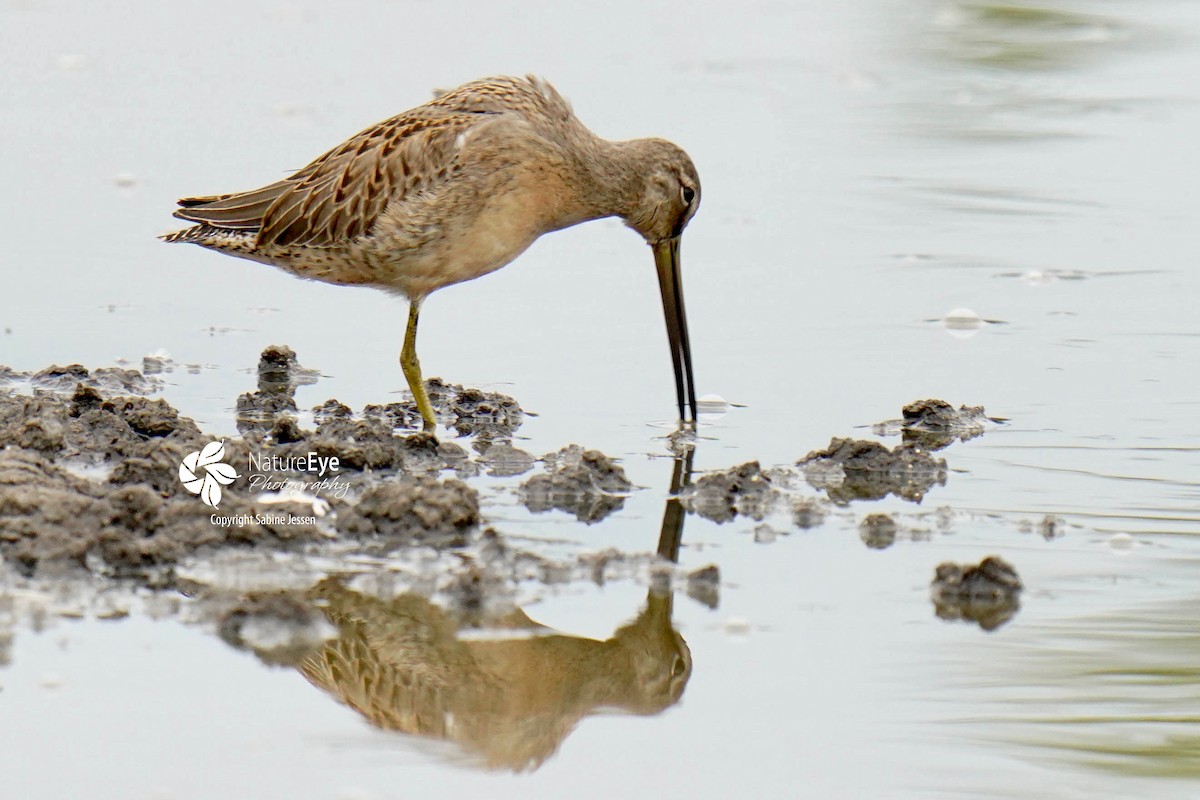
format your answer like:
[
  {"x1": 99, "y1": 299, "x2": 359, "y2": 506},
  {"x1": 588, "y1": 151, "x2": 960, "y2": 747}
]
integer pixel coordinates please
[{"x1": 401, "y1": 300, "x2": 436, "y2": 431}]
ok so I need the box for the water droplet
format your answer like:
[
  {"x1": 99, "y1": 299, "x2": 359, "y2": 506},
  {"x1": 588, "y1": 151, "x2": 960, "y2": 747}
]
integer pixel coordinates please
[
  {"x1": 1108, "y1": 532, "x2": 1135, "y2": 554},
  {"x1": 39, "y1": 672, "x2": 64, "y2": 689},
  {"x1": 943, "y1": 308, "x2": 982, "y2": 339},
  {"x1": 697, "y1": 393, "x2": 730, "y2": 420},
  {"x1": 56, "y1": 53, "x2": 86, "y2": 71}
]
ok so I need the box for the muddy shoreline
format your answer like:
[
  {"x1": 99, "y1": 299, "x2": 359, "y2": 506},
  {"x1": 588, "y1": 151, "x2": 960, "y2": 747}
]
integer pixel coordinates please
[{"x1": 1, "y1": 346, "x2": 1023, "y2": 664}]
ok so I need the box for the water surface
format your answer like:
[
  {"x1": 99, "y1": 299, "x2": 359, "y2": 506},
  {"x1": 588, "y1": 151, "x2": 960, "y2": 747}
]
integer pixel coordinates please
[{"x1": 1, "y1": 0, "x2": 1199, "y2": 797}]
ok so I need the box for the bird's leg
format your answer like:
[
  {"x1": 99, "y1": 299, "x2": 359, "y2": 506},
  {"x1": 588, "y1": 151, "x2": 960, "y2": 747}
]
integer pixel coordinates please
[{"x1": 401, "y1": 300, "x2": 437, "y2": 431}]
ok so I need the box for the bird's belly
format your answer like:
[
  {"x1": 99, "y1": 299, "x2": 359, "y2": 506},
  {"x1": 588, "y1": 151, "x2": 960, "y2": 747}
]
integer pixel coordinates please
[{"x1": 367, "y1": 190, "x2": 547, "y2": 299}]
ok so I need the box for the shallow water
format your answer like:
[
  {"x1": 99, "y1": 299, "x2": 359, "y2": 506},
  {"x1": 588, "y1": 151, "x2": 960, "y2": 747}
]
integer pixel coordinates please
[{"x1": 2, "y1": 0, "x2": 1200, "y2": 797}]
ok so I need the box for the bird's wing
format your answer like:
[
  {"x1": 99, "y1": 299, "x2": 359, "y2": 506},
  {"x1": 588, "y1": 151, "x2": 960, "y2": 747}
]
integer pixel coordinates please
[
  {"x1": 173, "y1": 108, "x2": 496, "y2": 248},
  {"x1": 428, "y1": 75, "x2": 576, "y2": 128}
]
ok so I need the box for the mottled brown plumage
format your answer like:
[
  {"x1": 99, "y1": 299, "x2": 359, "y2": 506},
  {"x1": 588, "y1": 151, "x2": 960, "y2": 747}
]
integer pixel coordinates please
[
  {"x1": 165, "y1": 75, "x2": 701, "y2": 428},
  {"x1": 298, "y1": 579, "x2": 690, "y2": 772}
]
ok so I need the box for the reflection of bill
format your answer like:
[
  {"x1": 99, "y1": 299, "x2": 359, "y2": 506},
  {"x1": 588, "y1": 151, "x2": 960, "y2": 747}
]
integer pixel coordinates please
[{"x1": 300, "y1": 580, "x2": 690, "y2": 771}]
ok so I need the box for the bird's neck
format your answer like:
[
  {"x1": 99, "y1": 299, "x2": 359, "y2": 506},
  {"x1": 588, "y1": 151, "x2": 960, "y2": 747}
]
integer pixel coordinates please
[{"x1": 568, "y1": 138, "x2": 650, "y2": 225}]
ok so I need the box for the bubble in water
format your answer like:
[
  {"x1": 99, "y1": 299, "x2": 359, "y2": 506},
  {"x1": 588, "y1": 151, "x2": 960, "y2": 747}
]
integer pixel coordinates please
[
  {"x1": 1108, "y1": 532, "x2": 1135, "y2": 555},
  {"x1": 56, "y1": 53, "x2": 87, "y2": 71},
  {"x1": 1020, "y1": 270, "x2": 1052, "y2": 286},
  {"x1": 697, "y1": 393, "x2": 730, "y2": 421},
  {"x1": 943, "y1": 307, "x2": 982, "y2": 339},
  {"x1": 39, "y1": 672, "x2": 64, "y2": 689}
]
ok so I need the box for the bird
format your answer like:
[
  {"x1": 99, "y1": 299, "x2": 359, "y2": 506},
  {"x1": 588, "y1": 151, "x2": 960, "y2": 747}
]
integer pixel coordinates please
[
  {"x1": 299, "y1": 577, "x2": 689, "y2": 771},
  {"x1": 164, "y1": 75, "x2": 700, "y2": 431}
]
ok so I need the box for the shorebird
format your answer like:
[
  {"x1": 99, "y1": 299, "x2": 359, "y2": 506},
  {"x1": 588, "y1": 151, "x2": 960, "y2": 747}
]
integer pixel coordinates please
[{"x1": 165, "y1": 75, "x2": 700, "y2": 431}]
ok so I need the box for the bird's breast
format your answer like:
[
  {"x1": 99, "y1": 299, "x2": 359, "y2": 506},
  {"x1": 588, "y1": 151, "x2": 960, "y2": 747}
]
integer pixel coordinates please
[{"x1": 371, "y1": 173, "x2": 575, "y2": 299}]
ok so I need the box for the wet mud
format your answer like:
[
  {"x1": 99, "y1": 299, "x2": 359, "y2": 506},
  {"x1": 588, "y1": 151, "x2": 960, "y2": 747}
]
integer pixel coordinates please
[
  {"x1": 0, "y1": 346, "x2": 714, "y2": 773},
  {"x1": 799, "y1": 437, "x2": 947, "y2": 504},
  {"x1": 0, "y1": 348, "x2": 716, "y2": 598},
  {"x1": 681, "y1": 461, "x2": 784, "y2": 523},
  {"x1": 859, "y1": 513, "x2": 899, "y2": 550},
  {"x1": 875, "y1": 399, "x2": 1004, "y2": 451},
  {"x1": 931, "y1": 556, "x2": 1023, "y2": 631},
  {"x1": 1, "y1": 352, "x2": 1028, "y2": 772},
  {"x1": 0, "y1": 349, "x2": 540, "y2": 583},
  {"x1": 518, "y1": 444, "x2": 633, "y2": 523}
]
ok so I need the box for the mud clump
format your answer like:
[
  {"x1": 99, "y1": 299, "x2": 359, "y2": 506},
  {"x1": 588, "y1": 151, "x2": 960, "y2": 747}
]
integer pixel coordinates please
[
  {"x1": 25, "y1": 364, "x2": 162, "y2": 395},
  {"x1": 932, "y1": 556, "x2": 1022, "y2": 631},
  {"x1": 519, "y1": 445, "x2": 632, "y2": 524},
  {"x1": 686, "y1": 565, "x2": 720, "y2": 609},
  {"x1": 336, "y1": 476, "x2": 481, "y2": 548},
  {"x1": 236, "y1": 353, "x2": 534, "y2": 475},
  {"x1": 859, "y1": 513, "x2": 898, "y2": 550},
  {"x1": 475, "y1": 441, "x2": 536, "y2": 478},
  {"x1": 1020, "y1": 514, "x2": 1066, "y2": 540},
  {"x1": 0, "y1": 347, "x2": 528, "y2": 583},
  {"x1": 872, "y1": 399, "x2": 1000, "y2": 451},
  {"x1": 799, "y1": 438, "x2": 946, "y2": 504},
  {"x1": 1, "y1": 383, "x2": 203, "y2": 469},
  {"x1": 0, "y1": 447, "x2": 324, "y2": 583},
  {"x1": 427, "y1": 378, "x2": 525, "y2": 439},
  {"x1": 682, "y1": 461, "x2": 780, "y2": 523},
  {"x1": 359, "y1": 378, "x2": 525, "y2": 440},
  {"x1": 277, "y1": 419, "x2": 468, "y2": 474},
  {"x1": 792, "y1": 497, "x2": 827, "y2": 530},
  {"x1": 236, "y1": 390, "x2": 298, "y2": 433},
  {"x1": 235, "y1": 344, "x2": 314, "y2": 434}
]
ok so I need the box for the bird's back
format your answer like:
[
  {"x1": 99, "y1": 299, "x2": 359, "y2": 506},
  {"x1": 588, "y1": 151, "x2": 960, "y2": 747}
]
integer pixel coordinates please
[{"x1": 167, "y1": 76, "x2": 585, "y2": 250}]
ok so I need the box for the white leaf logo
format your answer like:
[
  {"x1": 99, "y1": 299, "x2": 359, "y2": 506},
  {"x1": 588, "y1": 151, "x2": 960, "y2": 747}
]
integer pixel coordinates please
[{"x1": 178, "y1": 440, "x2": 240, "y2": 508}]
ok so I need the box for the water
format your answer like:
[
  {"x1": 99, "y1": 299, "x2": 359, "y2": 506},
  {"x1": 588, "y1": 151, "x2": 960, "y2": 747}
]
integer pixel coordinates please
[{"x1": 2, "y1": 0, "x2": 1199, "y2": 797}]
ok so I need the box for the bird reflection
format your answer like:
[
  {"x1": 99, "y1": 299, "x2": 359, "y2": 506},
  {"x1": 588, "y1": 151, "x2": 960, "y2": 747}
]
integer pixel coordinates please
[{"x1": 297, "y1": 444, "x2": 696, "y2": 771}]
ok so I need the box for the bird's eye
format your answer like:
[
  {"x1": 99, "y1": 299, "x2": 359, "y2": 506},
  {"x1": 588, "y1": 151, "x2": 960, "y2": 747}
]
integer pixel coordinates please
[{"x1": 681, "y1": 185, "x2": 695, "y2": 206}]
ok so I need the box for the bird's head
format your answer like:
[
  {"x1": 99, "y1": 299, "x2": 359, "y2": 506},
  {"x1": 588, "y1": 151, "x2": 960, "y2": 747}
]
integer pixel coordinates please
[{"x1": 620, "y1": 139, "x2": 701, "y2": 245}]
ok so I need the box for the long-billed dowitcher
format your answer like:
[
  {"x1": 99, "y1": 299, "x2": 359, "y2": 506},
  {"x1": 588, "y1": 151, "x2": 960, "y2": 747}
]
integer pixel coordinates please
[{"x1": 165, "y1": 75, "x2": 700, "y2": 430}]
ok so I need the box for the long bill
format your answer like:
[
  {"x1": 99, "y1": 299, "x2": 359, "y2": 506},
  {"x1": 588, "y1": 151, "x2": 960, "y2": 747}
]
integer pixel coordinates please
[{"x1": 653, "y1": 236, "x2": 697, "y2": 422}]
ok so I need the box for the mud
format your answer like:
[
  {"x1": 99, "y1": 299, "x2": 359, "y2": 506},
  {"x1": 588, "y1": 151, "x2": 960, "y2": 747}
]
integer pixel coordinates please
[
  {"x1": 859, "y1": 513, "x2": 898, "y2": 550},
  {"x1": 791, "y1": 497, "x2": 827, "y2": 529},
  {"x1": 873, "y1": 399, "x2": 1002, "y2": 451},
  {"x1": 677, "y1": 398, "x2": 987, "y2": 527},
  {"x1": 335, "y1": 476, "x2": 480, "y2": 548},
  {"x1": 235, "y1": 344, "x2": 316, "y2": 434},
  {"x1": 0, "y1": 369, "x2": 999, "y2": 646},
  {"x1": 931, "y1": 556, "x2": 1023, "y2": 631},
  {"x1": 474, "y1": 441, "x2": 537, "y2": 478},
  {"x1": 799, "y1": 437, "x2": 947, "y2": 504},
  {"x1": 680, "y1": 565, "x2": 717, "y2": 609},
  {"x1": 0, "y1": 347, "x2": 713, "y2": 610},
  {"x1": 353, "y1": 378, "x2": 525, "y2": 441},
  {"x1": 682, "y1": 461, "x2": 782, "y2": 524},
  {"x1": 518, "y1": 445, "x2": 632, "y2": 523},
  {"x1": 28, "y1": 364, "x2": 162, "y2": 395},
  {"x1": 237, "y1": 346, "x2": 523, "y2": 460},
  {"x1": 0, "y1": 446, "x2": 328, "y2": 584},
  {"x1": 0, "y1": 348, "x2": 545, "y2": 583}
]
